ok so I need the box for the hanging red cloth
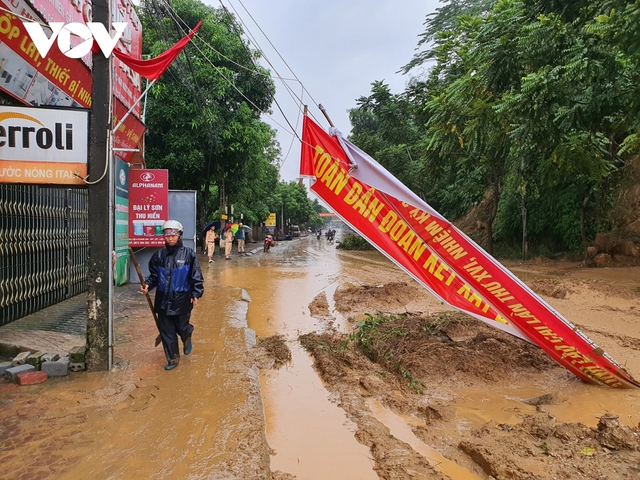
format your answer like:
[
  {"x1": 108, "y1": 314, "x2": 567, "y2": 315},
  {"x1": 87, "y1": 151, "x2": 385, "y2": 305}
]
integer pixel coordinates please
[{"x1": 94, "y1": 21, "x2": 202, "y2": 81}]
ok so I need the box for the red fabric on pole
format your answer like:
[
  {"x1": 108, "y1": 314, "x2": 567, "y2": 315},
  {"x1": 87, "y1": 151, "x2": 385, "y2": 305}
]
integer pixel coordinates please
[
  {"x1": 95, "y1": 21, "x2": 202, "y2": 81},
  {"x1": 300, "y1": 115, "x2": 640, "y2": 389}
]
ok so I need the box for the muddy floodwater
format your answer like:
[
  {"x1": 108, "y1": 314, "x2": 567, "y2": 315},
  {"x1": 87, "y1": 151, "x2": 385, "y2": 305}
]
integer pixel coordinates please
[
  {"x1": 1, "y1": 233, "x2": 639, "y2": 479},
  {"x1": 220, "y1": 238, "x2": 378, "y2": 479}
]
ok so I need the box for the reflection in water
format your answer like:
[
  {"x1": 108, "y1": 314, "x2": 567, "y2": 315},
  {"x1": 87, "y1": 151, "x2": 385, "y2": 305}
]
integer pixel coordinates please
[
  {"x1": 63, "y1": 279, "x2": 253, "y2": 478},
  {"x1": 220, "y1": 238, "x2": 640, "y2": 477},
  {"x1": 0, "y1": 277, "x2": 267, "y2": 479}
]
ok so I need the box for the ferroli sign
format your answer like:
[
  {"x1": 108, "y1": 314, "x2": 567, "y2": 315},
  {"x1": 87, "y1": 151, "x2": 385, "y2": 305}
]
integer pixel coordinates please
[{"x1": 0, "y1": 105, "x2": 89, "y2": 185}]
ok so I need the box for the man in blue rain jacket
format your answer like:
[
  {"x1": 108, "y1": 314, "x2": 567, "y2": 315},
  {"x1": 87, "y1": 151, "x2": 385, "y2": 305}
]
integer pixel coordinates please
[{"x1": 142, "y1": 220, "x2": 204, "y2": 370}]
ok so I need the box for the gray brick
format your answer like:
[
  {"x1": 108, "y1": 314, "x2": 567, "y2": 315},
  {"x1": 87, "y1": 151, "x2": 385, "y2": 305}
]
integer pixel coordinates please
[
  {"x1": 42, "y1": 353, "x2": 60, "y2": 363},
  {"x1": 69, "y1": 362, "x2": 85, "y2": 372},
  {"x1": 41, "y1": 357, "x2": 69, "y2": 377},
  {"x1": 12, "y1": 351, "x2": 31, "y2": 366},
  {"x1": 0, "y1": 361, "x2": 13, "y2": 376},
  {"x1": 5, "y1": 364, "x2": 35, "y2": 382}
]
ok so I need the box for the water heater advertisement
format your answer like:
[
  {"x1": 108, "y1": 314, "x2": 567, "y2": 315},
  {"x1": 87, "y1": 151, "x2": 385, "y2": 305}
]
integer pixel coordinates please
[{"x1": 128, "y1": 169, "x2": 168, "y2": 247}]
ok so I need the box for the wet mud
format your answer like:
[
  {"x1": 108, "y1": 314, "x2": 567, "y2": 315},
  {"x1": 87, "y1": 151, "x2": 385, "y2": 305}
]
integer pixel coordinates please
[
  {"x1": 0, "y1": 280, "x2": 270, "y2": 479},
  {"x1": 1, "y1": 236, "x2": 639, "y2": 479},
  {"x1": 300, "y1": 251, "x2": 640, "y2": 479}
]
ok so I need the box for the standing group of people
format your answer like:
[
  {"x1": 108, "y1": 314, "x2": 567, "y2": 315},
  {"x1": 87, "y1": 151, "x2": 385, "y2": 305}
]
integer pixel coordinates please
[{"x1": 205, "y1": 222, "x2": 247, "y2": 262}]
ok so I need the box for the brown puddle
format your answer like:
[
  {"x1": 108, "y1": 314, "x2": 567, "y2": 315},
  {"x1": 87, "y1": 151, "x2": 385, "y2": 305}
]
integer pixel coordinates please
[
  {"x1": 222, "y1": 238, "x2": 640, "y2": 477},
  {"x1": 366, "y1": 397, "x2": 482, "y2": 479},
  {"x1": 1, "y1": 271, "x2": 268, "y2": 479},
  {"x1": 66, "y1": 283, "x2": 259, "y2": 478},
  {"x1": 220, "y1": 242, "x2": 378, "y2": 479}
]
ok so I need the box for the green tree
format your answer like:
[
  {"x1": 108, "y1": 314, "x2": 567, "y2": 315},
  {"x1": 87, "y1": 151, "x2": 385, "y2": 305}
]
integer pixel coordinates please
[
  {"x1": 401, "y1": 0, "x2": 639, "y2": 255},
  {"x1": 140, "y1": 0, "x2": 279, "y2": 228},
  {"x1": 349, "y1": 81, "x2": 424, "y2": 199},
  {"x1": 266, "y1": 181, "x2": 321, "y2": 229}
]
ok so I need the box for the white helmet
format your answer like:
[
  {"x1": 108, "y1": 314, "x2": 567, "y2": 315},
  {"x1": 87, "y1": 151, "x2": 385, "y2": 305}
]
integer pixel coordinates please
[{"x1": 162, "y1": 220, "x2": 183, "y2": 233}]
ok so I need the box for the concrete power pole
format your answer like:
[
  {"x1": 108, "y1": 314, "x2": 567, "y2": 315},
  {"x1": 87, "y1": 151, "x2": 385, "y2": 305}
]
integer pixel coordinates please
[{"x1": 86, "y1": 0, "x2": 113, "y2": 371}]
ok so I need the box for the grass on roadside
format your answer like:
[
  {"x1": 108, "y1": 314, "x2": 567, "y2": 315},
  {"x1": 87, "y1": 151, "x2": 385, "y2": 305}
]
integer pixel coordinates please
[{"x1": 336, "y1": 234, "x2": 375, "y2": 251}]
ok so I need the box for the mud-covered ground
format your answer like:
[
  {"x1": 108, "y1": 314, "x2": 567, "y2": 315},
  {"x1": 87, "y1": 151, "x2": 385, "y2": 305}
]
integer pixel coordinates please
[
  {"x1": 2, "y1": 243, "x2": 639, "y2": 479},
  {"x1": 295, "y1": 256, "x2": 640, "y2": 479}
]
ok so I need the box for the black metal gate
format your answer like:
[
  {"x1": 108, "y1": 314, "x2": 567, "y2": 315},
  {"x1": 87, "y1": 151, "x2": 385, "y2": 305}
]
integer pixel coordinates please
[{"x1": 0, "y1": 184, "x2": 88, "y2": 326}]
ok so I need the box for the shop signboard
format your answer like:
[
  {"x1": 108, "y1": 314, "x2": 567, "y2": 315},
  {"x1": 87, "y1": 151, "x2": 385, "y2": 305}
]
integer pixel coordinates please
[
  {"x1": 265, "y1": 213, "x2": 276, "y2": 227},
  {"x1": 0, "y1": 0, "x2": 92, "y2": 108},
  {"x1": 128, "y1": 169, "x2": 168, "y2": 247},
  {"x1": 112, "y1": 97, "x2": 145, "y2": 162},
  {"x1": 112, "y1": 0, "x2": 143, "y2": 116},
  {"x1": 23, "y1": 0, "x2": 143, "y2": 116},
  {"x1": 0, "y1": 105, "x2": 88, "y2": 184}
]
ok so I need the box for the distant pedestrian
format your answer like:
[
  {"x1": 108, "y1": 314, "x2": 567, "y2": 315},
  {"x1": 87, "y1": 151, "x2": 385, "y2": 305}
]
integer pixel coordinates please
[
  {"x1": 141, "y1": 220, "x2": 204, "y2": 371},
  {"x1": 236, "y1": 223, "x2": 246, "y2": 254},
  {"x1": 223, "y1": 225, "x2": 234, "y2": 260},
  {"x1": 205, "y1": 225, "x2": 218, "y2": 263}
]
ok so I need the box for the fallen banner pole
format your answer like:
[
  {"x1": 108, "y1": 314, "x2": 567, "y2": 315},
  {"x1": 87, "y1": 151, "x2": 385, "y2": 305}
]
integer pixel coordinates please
[{"x1": 300, "y1": 114, "x2": 639, "y2": 388}]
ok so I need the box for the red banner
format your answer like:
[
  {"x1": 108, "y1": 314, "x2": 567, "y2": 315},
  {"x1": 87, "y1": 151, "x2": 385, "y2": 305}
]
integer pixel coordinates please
[
  {"x1": 112, "y1": 97, "x2": 145, "y2": 162},
  {"x1": 128, "y1": 169, "x2": 168, "y2": 247},
  {"x1": 301, "y1": 115, "x2": 640, "y2": 388},
  {"x1": 110, "y1": 21, "x2": 202, "y2": 82}
]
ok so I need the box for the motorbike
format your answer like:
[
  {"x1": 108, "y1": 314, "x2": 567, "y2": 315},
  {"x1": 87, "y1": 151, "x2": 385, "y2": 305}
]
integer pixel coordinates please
[
  {"x1": 316, "y1": 230, "x2": 321, "y2": 240},
  {"x1": 264, "y1": 235, "x2": 273, "y2": 252}
]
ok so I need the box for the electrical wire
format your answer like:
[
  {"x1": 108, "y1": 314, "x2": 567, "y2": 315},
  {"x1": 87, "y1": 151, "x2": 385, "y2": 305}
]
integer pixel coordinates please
[
  {"x1": 215, "y1": 0, "x2": 306, "y2": 167},
  {"x1": 143, "y1": 0, "x2": 329, "y2": 173},
  {"x1": 217, "y1": 2, "x2": 338, "y2": 165},
  {"x1": 224, "y1": 0, "x2": 321, "y2": 111},
  {"x1": 220, "y1": 0, "x2": 328, "y2": 131},
  {"x1": 157, "y1": 1, "x2": 326, "y2": 141},
  {"x1": 158, "y1": 0, "x2": 297, "y2": 135}
]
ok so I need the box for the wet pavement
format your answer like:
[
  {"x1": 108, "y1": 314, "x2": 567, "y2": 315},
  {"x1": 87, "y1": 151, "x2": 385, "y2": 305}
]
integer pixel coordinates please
[
  {"x1": 0, "y1": 242, "x2": 267, "y2": 479},
  {"x1": 219, "y1": 237, "x2": 378, "y2": 479},
  {"x1": 3, "y1": 235, "x2": 639, "y2": 478},
  {"x1": 0, "y1": 293, "x2": 86, "y2": 358},
  {"x1": 0, "y1": 236, "x2": 381, "y2": 479}
]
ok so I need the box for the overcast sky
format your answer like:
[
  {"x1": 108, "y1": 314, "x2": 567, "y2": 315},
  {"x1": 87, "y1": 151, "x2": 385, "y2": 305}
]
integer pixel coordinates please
[{"x1": 213, "y1": 0, "x2": 441, "y2": 182}]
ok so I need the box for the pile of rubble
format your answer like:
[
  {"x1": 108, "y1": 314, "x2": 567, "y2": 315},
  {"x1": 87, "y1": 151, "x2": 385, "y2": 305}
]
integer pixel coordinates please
[{"x1": 1, "y1": 346, "x2": 86, "y2": 385}]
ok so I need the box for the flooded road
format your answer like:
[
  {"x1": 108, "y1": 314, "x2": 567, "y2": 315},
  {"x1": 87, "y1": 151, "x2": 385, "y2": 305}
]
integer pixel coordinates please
[
  {"x1": 1, "y1": 234, "x2": 639, "y2": 479},
  {"x1": 219, "y1": 237, "x2": 377, "y2": 479},
  {"x1": 0, "y1": 236, "x2": 381, "y2": 480}
]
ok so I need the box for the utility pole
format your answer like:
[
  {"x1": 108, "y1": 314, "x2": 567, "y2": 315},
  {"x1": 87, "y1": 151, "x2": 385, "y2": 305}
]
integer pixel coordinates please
[{"x1": 86, "y1": 0, "x2": 113, "y2": 371}]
